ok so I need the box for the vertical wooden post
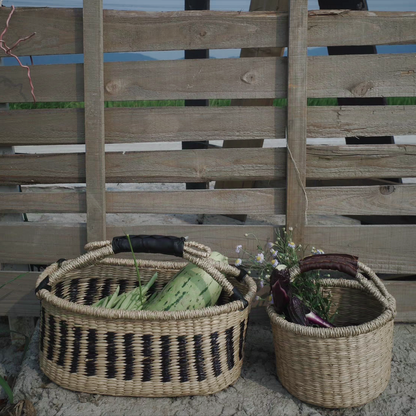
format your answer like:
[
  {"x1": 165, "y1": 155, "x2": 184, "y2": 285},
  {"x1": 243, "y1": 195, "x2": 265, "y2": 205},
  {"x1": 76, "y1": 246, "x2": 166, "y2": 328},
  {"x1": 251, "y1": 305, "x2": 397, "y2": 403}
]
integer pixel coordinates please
[
  {"x1": 83, "y1": 0, "x2": 106, "y2": 242},
  {"x1": 286, "y1": 0, "x2": 308, "y2": 242}
]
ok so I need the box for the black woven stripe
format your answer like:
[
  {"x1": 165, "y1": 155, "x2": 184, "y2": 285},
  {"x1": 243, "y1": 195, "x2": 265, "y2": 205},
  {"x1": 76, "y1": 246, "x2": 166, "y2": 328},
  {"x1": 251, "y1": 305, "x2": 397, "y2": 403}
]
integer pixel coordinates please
[
  {"x1": 57, "y1": 320, "x2": 68, "y2": 366},
  {"x1": 54, "y1": 282, "x2": 64, "y2": 299},
  {"x1": 177, "y1": 336, "x2": 189, "y2": 383},
  {"x1": 106, "y1": 332, "x2": 117, "y2": 378},
  {"x1": 101, "y1": 279, "x2": 112, "y2": 298},
  {"x1": 193, "y1": 334, "x2": 206, "y2": 382},
  {"x1": 239, "y1": 320, "x2": 245, "y2": 361},
  {"x1": 210, "y1": 332, "x2": 222, "y2": 377},
  {"x1": 69, "y1": 278, "x2": 80, "y2": 303},
  {"x1": 142, "y1": 334, "x2": 152, "y2": 382},
  {"x1": 40, "y1": 307, "x2": 46, "y2": 352},
  {"x1": 86, "y1": 329, "x2": 97, "y2": 376},
  {"x1": 70, "y1": 327, "x2": 82, "y2": 373},
  {"x1": 225, "y1": 327, "x2": 235, "y2": 370},
  {"x1": 84, "y1": 278, "x2": 97, "y2": 305},
  {"x1": 124, "y1": 333, "x2": 134, "y2": 380},
  {"x1": 118, "y1": 279, "x2": 128, "y2": 294},
  {"x1": 47, "y1": 315, "x2": 56, "y2": 361},
  {"x1": 161, "y1": 335, "x2": 171, "y2": 383}
]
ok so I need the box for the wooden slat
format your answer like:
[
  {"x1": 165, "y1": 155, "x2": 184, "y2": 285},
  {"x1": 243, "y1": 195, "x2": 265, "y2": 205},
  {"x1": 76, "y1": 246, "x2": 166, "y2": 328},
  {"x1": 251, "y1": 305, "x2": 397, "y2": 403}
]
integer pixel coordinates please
[
  {"x1": 304, "y1": 225, "x2": 416, "y2": 274},
  {"x1": 0, "y1": 272, "x2": 41, "y2": 317},
  {"x1": 383, "y1": 281, "x2": 416, "y2": 323},
  {"x1": 3, "y1": 105, "x2": 416, "y2": 147},
  {"x1": 0, "y1": 189, "x2": 286, "y2": 214},
  {"x1": 1, "y1": 145, "x2": 415, "y2": 184},
  {"x1": 2, "y1": 185, "x2": 416, "y2": 216},
  {"x1": 83, "y1": 0, "x2": 106, "y2": 242},
  {"x1": 0, "y1": 223, "x2": 275, "y2": 264},
  {"x1": 286, "y1": 0, "x2": 308, "y2": 242},
  {"x1": 0, "y1": 149, "x2": 286, "y2": 185},
  {"x1": 308, "y1": 185, "x2": 416, "y2": 216},
  {"x1": 306, "y1": 145, "x2": 416, "y2": 180},
  {"x1": 1, "y1": 9, "x2": 415, "y2": 57},
  {"x1": 1, "y1": 54, "x2": 415, "y2": 102}
]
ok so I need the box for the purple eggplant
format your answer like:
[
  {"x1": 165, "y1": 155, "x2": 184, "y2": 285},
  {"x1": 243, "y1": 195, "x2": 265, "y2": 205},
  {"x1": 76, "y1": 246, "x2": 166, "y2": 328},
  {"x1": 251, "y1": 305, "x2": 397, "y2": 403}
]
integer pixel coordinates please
[
  {"x1": 286, "y1": 295, "x2": 334, "y2": 328},
  {"x1": 270, "y1": 268, "x2": 290, "y2": 314}
]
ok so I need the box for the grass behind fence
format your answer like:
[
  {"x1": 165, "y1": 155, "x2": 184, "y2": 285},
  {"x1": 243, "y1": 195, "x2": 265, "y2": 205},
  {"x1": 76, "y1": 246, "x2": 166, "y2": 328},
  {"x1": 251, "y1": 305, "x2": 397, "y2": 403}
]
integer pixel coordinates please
[{"x1": 9, "y1": 97, "x2": 416, "y2": 110}]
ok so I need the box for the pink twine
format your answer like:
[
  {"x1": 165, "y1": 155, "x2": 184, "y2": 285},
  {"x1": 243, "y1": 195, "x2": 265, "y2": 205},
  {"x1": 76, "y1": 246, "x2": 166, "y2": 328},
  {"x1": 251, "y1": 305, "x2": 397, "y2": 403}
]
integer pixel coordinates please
[{"x1": 0, "y1": 5, "x2": 37, "y2": 102}]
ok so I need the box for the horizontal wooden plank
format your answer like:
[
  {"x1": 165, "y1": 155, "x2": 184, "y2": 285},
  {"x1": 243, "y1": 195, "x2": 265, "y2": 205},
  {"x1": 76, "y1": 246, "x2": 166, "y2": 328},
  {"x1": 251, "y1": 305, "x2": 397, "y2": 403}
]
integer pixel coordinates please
[
  {"x1": 0, "y1": 223, "x2": 275, "y2": 264},
  {"x1": 306, "y1": 145, "x2": 416, "y2": 180},
  {"x1": 383, "y1": 281, "x2": 416, "y2": 323},
  {"x1": 0, "y1": 106, "x2": 287, "y2": 146},
  {"x1": 0, "y1": 189, "x2": 286, "y2": 214},
  {"x1": 1, "y1": 145, "x2": 415, "y2": 185},
  {"x1": 1, "y1": 54, "x2": 415, "y2": 102},
  {"x1": 0, "y1": 9, "x2": 414, "y2": 57},
  {"x1": 0, "y1": 148, "x2": 287, "y2": 184},
  {"x1": 0, "y1": 272, "x2": 41, "y2": 317},
  {"x1": 304, "y1": 225, "x2": 416, "y2": 274},
  {"x1": 2, "y1": 105, "x2": 416, "y2": 147},
  {"x1": 309, "y1": 185, "x2": 416, "y2": 216}
]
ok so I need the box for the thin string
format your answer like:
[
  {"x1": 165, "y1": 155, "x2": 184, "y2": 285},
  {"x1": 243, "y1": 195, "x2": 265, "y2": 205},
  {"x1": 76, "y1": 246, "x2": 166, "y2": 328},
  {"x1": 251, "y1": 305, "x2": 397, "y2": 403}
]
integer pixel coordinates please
[{"x1": 287, "y1": 144, "x2": 309, "y2": 225}]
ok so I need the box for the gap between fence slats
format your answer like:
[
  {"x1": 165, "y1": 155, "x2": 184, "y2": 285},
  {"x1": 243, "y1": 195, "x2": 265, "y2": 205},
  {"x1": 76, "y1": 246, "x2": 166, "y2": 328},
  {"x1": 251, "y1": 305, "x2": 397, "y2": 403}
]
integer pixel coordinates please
[
  {"x1": 2, "y1": 105, "x2": 416, "y2": 147},
  {"x1": 1, "y1": 55, "x2": 415, "y2": 102},
  {"x1": 1, "y1": 145, "x2": 415, "y2": 184},
  {"x1": 0, "y1": 9, "x2": 415, "y2": 57},
  {"x1": 2, "y1": 185, "x2": 416, "y2": 216}
]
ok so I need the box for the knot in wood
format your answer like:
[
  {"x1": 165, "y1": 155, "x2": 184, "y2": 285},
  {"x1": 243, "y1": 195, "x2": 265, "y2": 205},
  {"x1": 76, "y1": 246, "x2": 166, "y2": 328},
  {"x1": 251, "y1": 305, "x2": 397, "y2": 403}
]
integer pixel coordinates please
[
  {"x1": 350, "y1": 81, "x2": 374, "y2": 97},
  {"x1": 241, "y1": 71, "x2": 256, "y2": 85},
  {"x1": 105, "y1": 80, "x2": 121, "y2": 95},
  {"x1": 380, "y1": 185, "x2": 395, "y2": 195},
  {"x1": 199, "y1": 30, "x2": 207, "y2": 37}
]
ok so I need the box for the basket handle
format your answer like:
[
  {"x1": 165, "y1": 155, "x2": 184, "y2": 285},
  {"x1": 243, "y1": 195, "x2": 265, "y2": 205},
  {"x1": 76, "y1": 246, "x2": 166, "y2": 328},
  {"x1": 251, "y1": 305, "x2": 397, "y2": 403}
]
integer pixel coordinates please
[
  {"x1": 289, "y1": 254, "x2": 396, "y2": 312},
  {"x1": 36, "y1": 235, "x2": 249, "y2": 308}
]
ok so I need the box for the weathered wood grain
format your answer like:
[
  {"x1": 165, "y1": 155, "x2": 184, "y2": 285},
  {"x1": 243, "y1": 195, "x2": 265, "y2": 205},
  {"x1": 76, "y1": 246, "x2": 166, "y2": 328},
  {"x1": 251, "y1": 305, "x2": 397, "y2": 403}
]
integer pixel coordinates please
[
  {"x1": 1, "y1": 145, "x2": 415, "y2": 184},
  {"x1": 304, "y1": 225, "x2": 416, "y2": 275},
  {"x1": 1, "y1": 54, "x2": 415, "y2": 102},
  {"x1": 0, "y1": 9, "x2": 414, "y2": 57},
  {"x1": 0, "y1": 223, "x2": 275, "y2": 264},
  {"x1": 0, "y1": 189, "x2": 286, "y2": 214},
  {"x1": 306, "y1": 145, "x2": 416, "y2": 180},
  {"x1": 83, "y1": 0, "x2": 106, "y2": 242},
  {"x1": 308, "y1": 185, "x2": 416, "y2": 216},
  {"x1": 2, "y1": 105, "x2": 416, "y2": 146},
  {"x1": 286, "y1": 0, "x2": 308, "y2": 242},
  {"x1": 383, "y1": 281, "x2": 416, "y2": 323}
]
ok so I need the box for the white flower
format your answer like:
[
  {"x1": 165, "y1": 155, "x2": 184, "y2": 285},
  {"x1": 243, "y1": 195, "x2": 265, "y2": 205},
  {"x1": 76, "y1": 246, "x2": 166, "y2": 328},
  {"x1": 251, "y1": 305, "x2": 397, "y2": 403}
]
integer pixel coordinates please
[
  {"x1": 288, "y1": 241, "x2": 296, "y2": 249},
  {"x1": 235, "y1": 244, "x2": 242, "y2": 254},
  {"x1": 266, "y1": 242, "x2": 273, "y2": 249},
  {"x1": 259, "y1": 280, "x2": 264, "y2": 288},
  {"x1": 255, "y1": 253, "x2": 265, "y2": 263},
  {"x1": 235, "y1": 258, "x2": 242, "y2": 266},
  {"x1": 276, "y1": 264, "x2": 287, "y2": 271},
  {"x1": 317, "y1": 249, "x2": 325, "y2": 255},
  {"x1": 271, "y1": 259, "x2": 279, "y2": 268},
  {"x1": 270, "y1": 248, "x2": 278, "y2": 257},
  {"x1": 288, "y1": 227, "x2": 293, "y2": 231}
]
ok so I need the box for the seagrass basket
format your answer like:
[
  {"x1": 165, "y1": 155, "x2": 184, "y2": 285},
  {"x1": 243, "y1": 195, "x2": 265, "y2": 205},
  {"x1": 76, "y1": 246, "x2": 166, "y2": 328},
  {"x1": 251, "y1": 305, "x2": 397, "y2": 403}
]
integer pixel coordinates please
[
  {"x1": 35, "y1": 235, "x2": 256, "y2": 397},
  {"x1": 267, "y1": 254, "x2": 396, "y2": 408}
]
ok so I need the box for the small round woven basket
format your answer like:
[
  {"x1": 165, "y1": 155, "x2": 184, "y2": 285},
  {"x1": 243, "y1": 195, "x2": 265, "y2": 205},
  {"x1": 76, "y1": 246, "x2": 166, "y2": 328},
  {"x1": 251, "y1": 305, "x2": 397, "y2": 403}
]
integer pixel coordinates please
[
  {"x1": 35, "y1": 235, "x2": 256, "y2": 397},
  {"x1": 267, "y1": 254, "x2": 396, "y2": 409}
]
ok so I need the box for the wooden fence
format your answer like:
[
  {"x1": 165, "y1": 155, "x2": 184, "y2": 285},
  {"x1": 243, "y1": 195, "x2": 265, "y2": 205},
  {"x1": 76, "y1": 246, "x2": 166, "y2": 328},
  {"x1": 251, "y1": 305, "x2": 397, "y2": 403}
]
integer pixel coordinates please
[{"x1": 0, "y1": 3, "x2": 415, "y2": 321}]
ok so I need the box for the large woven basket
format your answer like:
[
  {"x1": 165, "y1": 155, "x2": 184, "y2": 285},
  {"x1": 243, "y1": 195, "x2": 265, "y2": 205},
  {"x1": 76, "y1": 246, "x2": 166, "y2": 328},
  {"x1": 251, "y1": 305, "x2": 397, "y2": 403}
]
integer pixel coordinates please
[
  {"x1": 35, "y1": 235, "x2": 256, "y2": 397},
  {"x1": 267, "y1": 254, "x2": 396, "y2": 408}
]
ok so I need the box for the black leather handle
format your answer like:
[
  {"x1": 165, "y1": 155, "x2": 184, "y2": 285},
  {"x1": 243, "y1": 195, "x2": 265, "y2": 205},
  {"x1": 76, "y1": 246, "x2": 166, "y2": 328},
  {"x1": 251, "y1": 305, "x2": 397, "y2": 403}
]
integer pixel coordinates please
[{"x1": 112, "y1": 235, "x2": 186, "y2": 257}]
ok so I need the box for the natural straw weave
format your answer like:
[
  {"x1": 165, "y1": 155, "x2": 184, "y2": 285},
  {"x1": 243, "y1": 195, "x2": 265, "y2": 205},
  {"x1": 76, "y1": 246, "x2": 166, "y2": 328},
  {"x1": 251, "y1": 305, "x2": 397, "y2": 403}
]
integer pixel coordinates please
[
  {"x1": 267, "y1": 260, "x2": 396, "y2": 408},
  {"x1": 36, "y1": 239, "x2": 256, "y2": 397}
]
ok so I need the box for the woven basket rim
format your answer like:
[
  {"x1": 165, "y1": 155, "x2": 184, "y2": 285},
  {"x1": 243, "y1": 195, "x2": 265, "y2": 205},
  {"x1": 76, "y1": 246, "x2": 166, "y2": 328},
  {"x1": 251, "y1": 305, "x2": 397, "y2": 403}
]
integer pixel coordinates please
[
  {"x1": 37, "y1": 262, "x2": 257, "y2": 321},
  {"x1": 267, "y1": 278, "x2": 396, "y2": 339}
]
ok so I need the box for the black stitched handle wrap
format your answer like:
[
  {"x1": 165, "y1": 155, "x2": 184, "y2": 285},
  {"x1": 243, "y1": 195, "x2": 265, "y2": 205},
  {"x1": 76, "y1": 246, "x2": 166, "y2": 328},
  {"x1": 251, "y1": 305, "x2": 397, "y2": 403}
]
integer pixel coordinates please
[{"x1": 112, "y1": 235, "x2": 186, "y2": 257}]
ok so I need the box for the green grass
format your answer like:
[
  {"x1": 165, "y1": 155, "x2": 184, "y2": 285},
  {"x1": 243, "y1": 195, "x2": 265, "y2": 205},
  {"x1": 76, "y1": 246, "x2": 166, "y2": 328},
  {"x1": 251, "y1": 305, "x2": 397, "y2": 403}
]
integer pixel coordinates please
[{"x1": 9, "y1": 97, "x2": 416, "y2": 110}]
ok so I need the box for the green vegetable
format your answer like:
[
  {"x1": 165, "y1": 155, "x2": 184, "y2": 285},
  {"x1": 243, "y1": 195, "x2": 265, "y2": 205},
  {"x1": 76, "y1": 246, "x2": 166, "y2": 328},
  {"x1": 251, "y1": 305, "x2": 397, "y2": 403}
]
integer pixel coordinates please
[{"x1": 143, "y1": 251, "x2": 226, "y2": 312}]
